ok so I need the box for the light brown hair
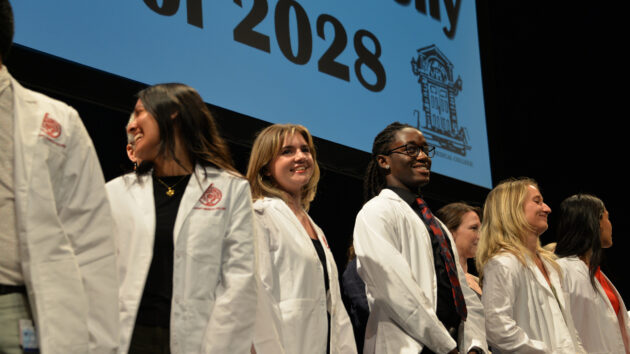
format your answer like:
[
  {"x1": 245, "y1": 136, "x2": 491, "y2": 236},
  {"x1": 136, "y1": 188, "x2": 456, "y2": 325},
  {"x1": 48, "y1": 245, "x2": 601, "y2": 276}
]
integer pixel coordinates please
[{"x1": 246, "y1": 124, "x2": 320, "y2": 210}]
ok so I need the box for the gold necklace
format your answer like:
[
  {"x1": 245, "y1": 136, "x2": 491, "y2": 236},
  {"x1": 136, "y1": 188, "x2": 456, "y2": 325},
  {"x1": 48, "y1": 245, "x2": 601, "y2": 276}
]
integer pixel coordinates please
[{"x1": 155, "y1": 175, "x2": 189, "y2": 197}]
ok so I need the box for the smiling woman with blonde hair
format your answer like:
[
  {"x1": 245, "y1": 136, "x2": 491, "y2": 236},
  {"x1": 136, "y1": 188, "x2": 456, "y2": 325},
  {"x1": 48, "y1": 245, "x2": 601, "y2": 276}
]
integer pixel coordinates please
[
  {"x1": 476, "y1": 177, "x2": 584, "y2": 353},
  {"x1": 247, "y1": 124, "x2": 356, "y2": 354}
]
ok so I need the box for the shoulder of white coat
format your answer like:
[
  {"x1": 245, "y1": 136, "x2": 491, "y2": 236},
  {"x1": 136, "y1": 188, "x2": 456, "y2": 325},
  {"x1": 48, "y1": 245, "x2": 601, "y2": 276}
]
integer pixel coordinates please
[
  {"x1": 252, "y1": 197, "x2": 283, "y2": 215},
  {"x1": 106, "y1": 172, "x2": 137, "y2": 189},
  {"x1": 198, "y1": 165, "x2": 250, "y2": 195},
  {"x1": 359, "y1": 189, "x2": 404, "y2": 217},
  {"x1": 487, "y1": 252, "x2": 522, "y2": 273},
  {"x1": 556, "y1": 256, "x2": 588, "y2": 279},
  {"x1": 19, "y1": 83, "x2": 80, "y2": 125},
  {"x1": 200, "y1": 164, "x2": 246, "y2": 182},
  {"x1": 16, "y1": 79, "x2": 70, "y2": 109}
]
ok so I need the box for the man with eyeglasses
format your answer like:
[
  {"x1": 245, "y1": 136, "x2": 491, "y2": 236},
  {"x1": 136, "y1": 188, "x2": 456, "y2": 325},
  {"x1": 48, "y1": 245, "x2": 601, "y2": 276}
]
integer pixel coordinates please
[{"x1": 350, "y1": 122, "x2": 487, "y2": 354}]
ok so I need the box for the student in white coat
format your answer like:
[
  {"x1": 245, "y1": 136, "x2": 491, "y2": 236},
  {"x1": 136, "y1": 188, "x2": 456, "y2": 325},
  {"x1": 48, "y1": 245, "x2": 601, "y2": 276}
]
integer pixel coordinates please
[
  {"x1": 107, "y1": 83, "x2": 256, "y2": 353},
  {"x1": 246, "y1": 124, "x2": 357, "y2": 354},
  {"x1": 476, "y1": 178, "x2": 584, "y2": 353},
  {"x1": 353, "y1": 122, "x2": 487, "y2": 354},
  {"x1": 0, "y1": 1, "x2": 119, "y2": 352},
  {"x1": 555, "y1": 194, "x2": 630, "y2": 353}
]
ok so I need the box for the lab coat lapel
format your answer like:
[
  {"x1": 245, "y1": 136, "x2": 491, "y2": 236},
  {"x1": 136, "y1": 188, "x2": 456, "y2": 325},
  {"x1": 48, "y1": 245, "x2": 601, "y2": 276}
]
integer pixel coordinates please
[
  {"x1": 129, "y1": 173, "x2": 156, "y2": 238},
  {"x1": 527, "y1": 257, "x2": 555, "y2": 297},
  {"x1": 544, "y1": 258, "x2": 567, "y2": 309},
  {"x1": 12, "y1": 79, "x2": 40, "y2": 192},
  {"x1": 595, "y1": 269, "x2": 621, "y2": 315},
  {"x1": 278, "y1": 200, "x2": 311, "y2": 245},
  {"x1": 172, "y1": 164, "x2": 211, "y2": 244}
]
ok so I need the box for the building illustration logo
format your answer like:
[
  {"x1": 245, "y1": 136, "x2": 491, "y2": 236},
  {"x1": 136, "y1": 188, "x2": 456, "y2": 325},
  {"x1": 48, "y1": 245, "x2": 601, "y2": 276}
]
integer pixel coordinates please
[{"x1": 411, "y1": 45, "x2": 471, "y2": 156}]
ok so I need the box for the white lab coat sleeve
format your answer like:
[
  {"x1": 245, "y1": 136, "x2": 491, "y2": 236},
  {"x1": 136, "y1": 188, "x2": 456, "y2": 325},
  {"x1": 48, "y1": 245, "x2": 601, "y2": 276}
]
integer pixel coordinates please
[
  {"x1": 201, "y1": 180, "x2": 257, "y2": 353},
  {"x1": 353, "y1": 206, "x2": 457, "y2": 354},
  {"x1": 252, "y1": 209, "x2": 286, "y2": 354},
  {"x1": 57, "y1": 109, "x2": 119, "y2": 354},
  {"x1": 482, "y1": 257, "x2": 547, "y2": 353}
]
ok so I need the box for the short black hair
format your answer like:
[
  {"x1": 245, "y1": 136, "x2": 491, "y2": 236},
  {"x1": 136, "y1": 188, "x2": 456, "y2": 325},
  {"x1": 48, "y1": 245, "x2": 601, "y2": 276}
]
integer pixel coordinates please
[{"x1": 0, "y1": 0, "x2": 14, "y2": 62}]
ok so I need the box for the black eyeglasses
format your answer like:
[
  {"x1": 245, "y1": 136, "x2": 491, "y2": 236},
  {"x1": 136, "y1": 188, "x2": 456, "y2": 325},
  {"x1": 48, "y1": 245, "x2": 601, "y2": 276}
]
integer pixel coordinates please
[{"x1": 386, "y1": 143, "x2": 436, "y2": 158}]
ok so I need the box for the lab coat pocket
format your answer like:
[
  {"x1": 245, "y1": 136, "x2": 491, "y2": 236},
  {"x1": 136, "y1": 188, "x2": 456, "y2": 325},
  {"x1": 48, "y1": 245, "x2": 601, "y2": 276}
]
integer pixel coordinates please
[
  {"x1": 279, "y1": 298, "x2": 324, "y2": 354},
  {"x1": 35, "y1": 258, "x2": 89, "y2": 351},
  {"x1": 376, "y1": 321, "x2": 422, "y2": 354}
]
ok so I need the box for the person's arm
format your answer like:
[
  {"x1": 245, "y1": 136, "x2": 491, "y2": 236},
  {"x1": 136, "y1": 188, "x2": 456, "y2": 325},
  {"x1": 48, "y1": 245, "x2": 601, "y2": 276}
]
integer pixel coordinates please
[
  {"x1": 202, "y1": 180, "x2": 257, "y2": 353},
  {"x1": 353, "y1": 203, "x2": 457, "y2": 353},
  {"x1": 482, "y1": 257, "x2": 547, "y2": 353},
  {"x1": 58, "y1": 109, "x2": 119, "y2": 353}
]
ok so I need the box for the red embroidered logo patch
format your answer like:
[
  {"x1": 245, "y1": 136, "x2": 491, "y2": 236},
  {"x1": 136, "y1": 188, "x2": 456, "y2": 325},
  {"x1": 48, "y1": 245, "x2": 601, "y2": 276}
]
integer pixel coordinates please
[
  {"x1": 199, "y1": 184, "x2": 222, "y2": 207},
  {"x1": 40, "y1": 113, "x2": 62, "y2": 139}
]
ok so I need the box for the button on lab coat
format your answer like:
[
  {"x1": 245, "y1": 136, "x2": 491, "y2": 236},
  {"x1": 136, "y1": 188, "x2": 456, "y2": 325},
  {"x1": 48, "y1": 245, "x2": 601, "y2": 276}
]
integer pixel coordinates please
[
  {"x1": 557, "y1": 256, "x2": 630, "y2": 353},
  {"x1": 353, "y1": 189, "x2": 487, "y2": 354},
  {"x1": 252, "y1": 197, "x2": 357, "y2": 354},
  {"x1": 106, "y1": 165, "x2": 256, "y2": 353},
  {"x1": 482, "y1": 253, "x2": 585, "y2": 353}
]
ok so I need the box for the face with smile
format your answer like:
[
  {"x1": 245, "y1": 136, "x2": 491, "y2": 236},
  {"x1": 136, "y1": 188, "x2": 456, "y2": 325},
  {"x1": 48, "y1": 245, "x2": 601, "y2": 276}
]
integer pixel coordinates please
[
  {"x1": 523, "y1": 185, "x2": 551, "y2": 236},
  {"x1": 380, "y1": 127, "x2": 431, "y2": 192},
  {"x1": 600, "y1": 209, "x2": 613, "y2": 248},
  {"x1": 453, "y1": 211, "x2": 481, "y2": 260},
  {"x1": 126, "y1": 99, "x2": 161, "y2": 162},
  {"x1": 268, "y1": 133, "x2": 314, "y2": 198}
]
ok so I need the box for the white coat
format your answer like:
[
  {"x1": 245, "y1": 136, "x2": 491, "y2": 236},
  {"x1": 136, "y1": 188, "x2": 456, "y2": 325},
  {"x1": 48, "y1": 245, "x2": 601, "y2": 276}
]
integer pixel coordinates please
[
  {"x1": 252, "y1": 197, "x2": 357, "y2": 354},
  {"x1": 557, "y1": 256, "x2": 630, "y2": 353},
  {"x1": 106, "y1": 165, "x2": 256, "y2": 353},
  {"x1": 10, "y1": 71, "x2": 119, "y2": 353},
  {"x1": 482, "y1": 253, "x2": 584, "y2": 353},
  {"x1": 353, "y1": 189, "x2": 487, "y2": 354}
]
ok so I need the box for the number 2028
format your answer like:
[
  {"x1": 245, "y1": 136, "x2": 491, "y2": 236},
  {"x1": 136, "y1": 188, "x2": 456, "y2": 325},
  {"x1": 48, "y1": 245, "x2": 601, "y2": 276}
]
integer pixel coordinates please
[{"x1": 234, "y1": 0, "x2": 386, "y2": 92}]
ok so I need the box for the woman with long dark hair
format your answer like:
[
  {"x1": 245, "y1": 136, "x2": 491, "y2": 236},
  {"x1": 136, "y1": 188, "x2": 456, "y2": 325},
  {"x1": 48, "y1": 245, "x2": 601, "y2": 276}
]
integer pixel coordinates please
[
  {"x1": 555, "y1": 194, "x2": 630, "y2": 353},
  {"x1": 246, "y1": 124, "x2": 356, "y2": 354},
  {"x1": 107, "y1": 83, "x2": 256, "y2": 353}
]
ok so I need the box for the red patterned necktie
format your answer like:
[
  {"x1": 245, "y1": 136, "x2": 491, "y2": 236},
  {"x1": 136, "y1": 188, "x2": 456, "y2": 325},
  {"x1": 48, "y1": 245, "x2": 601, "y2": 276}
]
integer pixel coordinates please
[{"x1": 416, "y1": 197, "x2": 468, "y2": 321}]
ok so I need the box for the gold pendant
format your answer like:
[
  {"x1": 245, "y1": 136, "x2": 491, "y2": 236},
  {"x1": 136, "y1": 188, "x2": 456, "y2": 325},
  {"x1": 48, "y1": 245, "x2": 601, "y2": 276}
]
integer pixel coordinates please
[{"x1": 166, "y1": 188, "x2": 175, "y2": 197}]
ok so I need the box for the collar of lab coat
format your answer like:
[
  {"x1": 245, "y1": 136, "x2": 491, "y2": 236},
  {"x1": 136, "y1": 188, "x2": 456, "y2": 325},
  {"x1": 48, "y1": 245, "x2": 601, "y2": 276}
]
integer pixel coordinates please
[
  {"x1": 255, "y1": 196, "x2": 329, "y2": 249},
  {"x1": 127, "y1": 164, "x2": 220, "y2": 244},
  {"x1": 561, "y1": 256, "x2": 620, "y2": 313},
  {"x1": 525, "y1": 254, "x2": 566, "y2": 309}
]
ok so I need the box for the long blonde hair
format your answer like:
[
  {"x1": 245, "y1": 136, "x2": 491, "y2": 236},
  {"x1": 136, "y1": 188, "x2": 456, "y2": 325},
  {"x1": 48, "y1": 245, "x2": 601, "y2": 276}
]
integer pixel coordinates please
[
  {"x1": 476, "y1": 177, "x2": 558, "y2": 284},
  {"x1": 246, "y1": 124, "x2": 320, "y2": 210}
]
